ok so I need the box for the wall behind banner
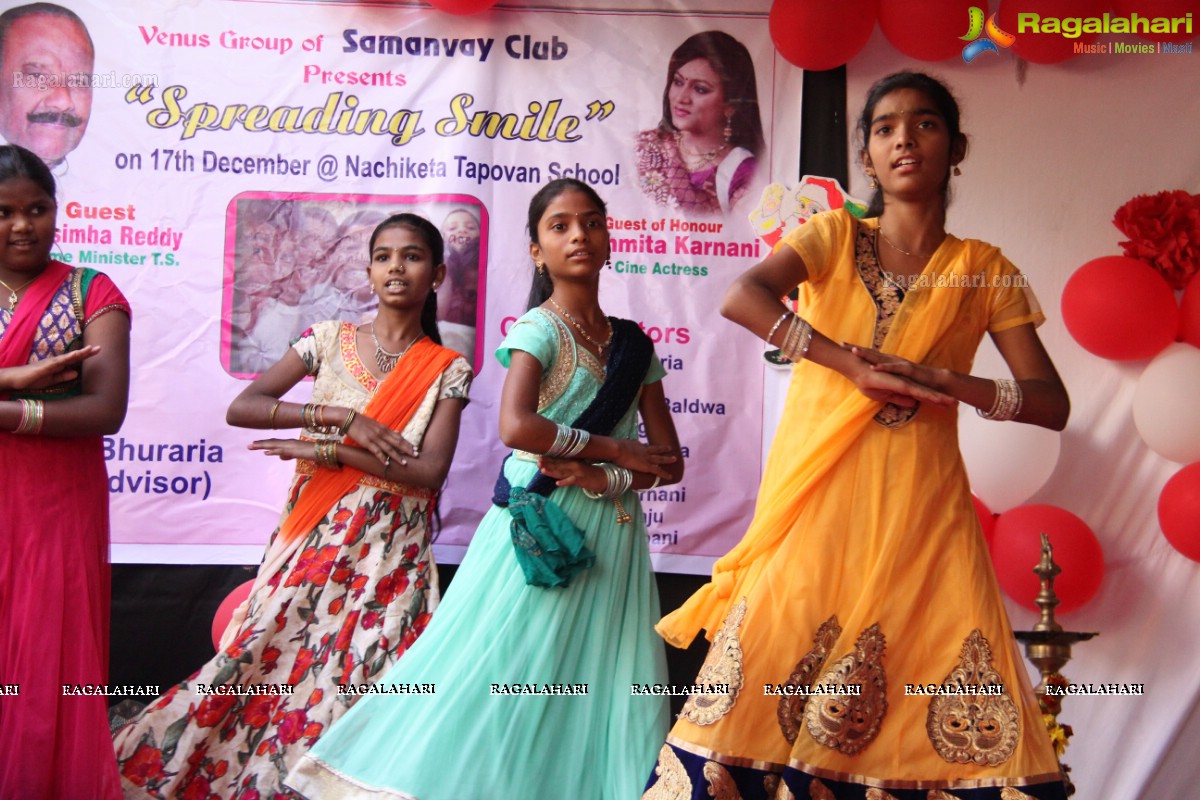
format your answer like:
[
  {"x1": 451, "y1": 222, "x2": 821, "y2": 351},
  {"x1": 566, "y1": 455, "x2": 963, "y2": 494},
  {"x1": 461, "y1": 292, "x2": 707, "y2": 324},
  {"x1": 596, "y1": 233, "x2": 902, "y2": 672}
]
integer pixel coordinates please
[{"x1": 37, "y1": 0, "x2": 800, "y2": 570}]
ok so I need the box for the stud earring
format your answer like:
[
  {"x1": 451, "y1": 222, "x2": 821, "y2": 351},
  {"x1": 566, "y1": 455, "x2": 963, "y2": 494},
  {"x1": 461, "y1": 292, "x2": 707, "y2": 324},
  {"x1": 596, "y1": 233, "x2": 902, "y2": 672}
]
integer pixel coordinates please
[{"x1": 953, "y1": 165, "x2": 962, "y2": 177}]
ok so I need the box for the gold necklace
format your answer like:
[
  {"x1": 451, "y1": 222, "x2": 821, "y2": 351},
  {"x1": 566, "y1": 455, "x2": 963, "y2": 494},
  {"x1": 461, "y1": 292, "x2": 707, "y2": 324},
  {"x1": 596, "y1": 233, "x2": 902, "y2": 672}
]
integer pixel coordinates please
[
  {"x1": 876, "y1": 228, "x2": 936, "y2": 259},
  {"x1": 0, "y1": 276, "x2": 36, "y2": 311},
  {"x1": 369, "y1": 324, "x2": 423, "y2": 373},
  {"x1": 548, "y1": 297, "x2": 613, "y2": 354},
  {"x1": 674, "y1": 132, "x2": 728, "y2": 169}
]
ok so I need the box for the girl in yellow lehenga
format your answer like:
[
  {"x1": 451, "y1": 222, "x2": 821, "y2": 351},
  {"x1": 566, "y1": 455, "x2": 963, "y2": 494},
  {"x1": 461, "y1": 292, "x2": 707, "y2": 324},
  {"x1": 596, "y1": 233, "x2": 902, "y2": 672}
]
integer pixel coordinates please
[{"x1": 643, "y1": 72, "x2": 1071, "y2": 800}]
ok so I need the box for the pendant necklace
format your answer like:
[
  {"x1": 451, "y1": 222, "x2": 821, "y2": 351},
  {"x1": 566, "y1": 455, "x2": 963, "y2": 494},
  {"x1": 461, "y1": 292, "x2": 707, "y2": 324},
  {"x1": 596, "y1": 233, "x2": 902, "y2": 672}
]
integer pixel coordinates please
[
  {"x1": 876, "y1": 228, "x2": 937, "y2": 259},
  {"x1": 370, "y1": 325, "x2": 423, "y2": 373},
  {"x1": 548, "y1": 297, "x2": 613, "y2": 355},
  {"x1": 675, "y1": 131, "x2": 727, "y2": 170},
  {"x1": 0, "y1": 276, "x2": 36, "y2": 311}
]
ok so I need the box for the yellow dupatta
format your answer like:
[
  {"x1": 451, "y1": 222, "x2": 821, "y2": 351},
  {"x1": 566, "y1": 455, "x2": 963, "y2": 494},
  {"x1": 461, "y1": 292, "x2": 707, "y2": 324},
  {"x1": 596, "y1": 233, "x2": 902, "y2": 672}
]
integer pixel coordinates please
[{"x1": 657, "y1": 212, "x2": 1000, "y2": 647}]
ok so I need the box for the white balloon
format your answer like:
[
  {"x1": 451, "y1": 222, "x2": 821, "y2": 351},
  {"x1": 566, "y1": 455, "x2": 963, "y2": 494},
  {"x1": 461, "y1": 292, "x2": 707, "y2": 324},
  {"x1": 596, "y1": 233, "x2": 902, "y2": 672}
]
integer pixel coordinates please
[
  {"x1": 959, "y1": 406, "x2": 1062, "y2": 512},
  {"x1": 1133, "y1": 343, "x2": 1200, "y2": 464}
]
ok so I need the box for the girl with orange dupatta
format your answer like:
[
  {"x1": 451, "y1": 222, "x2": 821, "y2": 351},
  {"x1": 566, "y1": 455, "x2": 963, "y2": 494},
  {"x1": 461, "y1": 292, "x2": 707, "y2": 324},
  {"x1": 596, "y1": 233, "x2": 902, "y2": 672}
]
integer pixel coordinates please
[
  {"x1": 113, "y1": 213, "x2": 471, "y2": 798},
  {"x1": 0, "y1": 144, "x2": 131, "y2": 799},
  {"x1": 642, "y1": 72, "x2": 1071, "y2": 800}
]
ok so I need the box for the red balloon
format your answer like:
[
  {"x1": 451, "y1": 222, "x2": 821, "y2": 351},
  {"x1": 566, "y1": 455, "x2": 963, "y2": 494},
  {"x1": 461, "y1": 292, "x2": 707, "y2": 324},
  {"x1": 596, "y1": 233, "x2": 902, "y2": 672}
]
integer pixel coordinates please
[
  {"x1": 770, "y1": 0, "x2": 879, "y2": 72},
  {"x1": 211, "y1": 579, "x2": 255, "y2": 650},
  {"x1": 1159, "y1": 463, "x2": 1200, "y2": 561},
  {"x1": 880, "y1": 0, "x2": 977, "y2": 62},
  {"x1": 998, "y1": 0, "x2": 1105, "y2": 64},
  {"x1": 427, "y1": 0, "x2": 498, "y2": 15},
  {"x1": 973, "y1": 494, "x2": 997, "y2": 546},
  {"x1": 1180, "y1": 273, "x2": 1200, "y2": 348},
  {"x1": 991, "y1": 504, "x2": 1104, "y2": 614},
  {"x1": 1112, "y1": 0, "x2": 1198, "y2": 44},
  {"x1": 1061, "y1": 255, "x2": 1179, "y2": 361}
]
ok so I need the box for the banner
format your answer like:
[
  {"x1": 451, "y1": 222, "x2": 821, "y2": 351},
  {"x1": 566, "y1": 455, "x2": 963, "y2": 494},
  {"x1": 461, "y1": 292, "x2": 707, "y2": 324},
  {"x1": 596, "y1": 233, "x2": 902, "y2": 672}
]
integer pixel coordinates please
[{"x1": 5, "y1": 0, "x2": 802, "y2": 570}]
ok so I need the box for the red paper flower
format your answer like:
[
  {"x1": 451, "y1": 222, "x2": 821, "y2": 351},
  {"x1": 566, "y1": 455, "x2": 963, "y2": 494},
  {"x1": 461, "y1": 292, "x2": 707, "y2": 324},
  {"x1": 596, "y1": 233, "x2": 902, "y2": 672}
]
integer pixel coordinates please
[{"x1": 1113, "y1": 190, "x2": 1200, "y2": 290}]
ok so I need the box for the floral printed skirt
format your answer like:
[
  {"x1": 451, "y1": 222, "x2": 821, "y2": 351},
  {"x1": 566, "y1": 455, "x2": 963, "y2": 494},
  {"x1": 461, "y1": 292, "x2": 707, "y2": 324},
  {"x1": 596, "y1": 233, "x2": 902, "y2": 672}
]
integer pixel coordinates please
[{"x1": 113, "y1": 473, "x2": 440, "y2": 798}]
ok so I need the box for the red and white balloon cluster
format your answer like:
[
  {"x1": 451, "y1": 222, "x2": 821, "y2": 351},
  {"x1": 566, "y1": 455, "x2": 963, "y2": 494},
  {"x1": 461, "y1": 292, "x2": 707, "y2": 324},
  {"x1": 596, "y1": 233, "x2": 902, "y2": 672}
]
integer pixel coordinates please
[
  {"x1": 961, "y1": 415, "x2": 1103, "y2": 615},
  {"x1": 767, "y1": 0, "x2": 1196, "y2": 70},
  {"x1": 1062, "y1": 190, "x2": 1200, "y2": 562}
]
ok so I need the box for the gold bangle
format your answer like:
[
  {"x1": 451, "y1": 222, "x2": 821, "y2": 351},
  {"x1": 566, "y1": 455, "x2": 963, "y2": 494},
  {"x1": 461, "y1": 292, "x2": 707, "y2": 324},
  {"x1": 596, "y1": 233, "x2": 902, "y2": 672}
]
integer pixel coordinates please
[
  {"x1": 338, "y1": 408, "x2": 357, "y2": 437},
  {"x1": 268, "y1": 399, "x2": 282, "y2": 429}
]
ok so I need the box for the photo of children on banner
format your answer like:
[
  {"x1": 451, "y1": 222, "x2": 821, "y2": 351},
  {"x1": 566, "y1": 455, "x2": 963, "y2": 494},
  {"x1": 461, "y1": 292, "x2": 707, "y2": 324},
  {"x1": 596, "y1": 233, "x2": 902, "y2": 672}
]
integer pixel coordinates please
[
  {"x1": 747, "y1": 176, "x2": 867, "y2": 366},
  {"x1": 226, "y1": 196, "x2": 485, "y2": 376}
]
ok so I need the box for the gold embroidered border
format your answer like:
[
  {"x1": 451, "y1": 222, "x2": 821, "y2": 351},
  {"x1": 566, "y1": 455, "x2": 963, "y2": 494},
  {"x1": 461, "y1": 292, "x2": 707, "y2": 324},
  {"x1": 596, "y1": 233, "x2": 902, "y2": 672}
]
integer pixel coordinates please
[
  {"x1": 533, "y1": 310, "x2": 576, "y2": 412},
  {"x1": 856, "y1": 225, "x2": 920, "y2": 429},
  {"x1": 679, "y1": 596, "x2": 747, "y2": 726},
  {"x1": 783, "y1": 757, "x2": 1064, "y2": 792},
  {"x1": 702, "y1": 760, "x2": 742, "y2": 800},
  {"x1": 83, "y1": 303, "x2": 129, "y2": 327},
  {"x1": 642, "y1": 743, "x2": 693, "y2": 799},
  {"x1": 339, "y1": 322, "x2": 378, "y2": 392},
  {"x1": 661, "y1": 737, "x2": 1061, "y2": 795},
  {"x1": 864, "y1": 789, "x2": 900, "y2": 800}
]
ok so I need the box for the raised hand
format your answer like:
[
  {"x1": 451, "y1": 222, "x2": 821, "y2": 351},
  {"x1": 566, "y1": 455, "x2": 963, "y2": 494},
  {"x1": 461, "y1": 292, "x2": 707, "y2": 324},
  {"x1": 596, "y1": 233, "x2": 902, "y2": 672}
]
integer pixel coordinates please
[{"x1": 0, "y1": 346, "x2": 100, "y2": 391}]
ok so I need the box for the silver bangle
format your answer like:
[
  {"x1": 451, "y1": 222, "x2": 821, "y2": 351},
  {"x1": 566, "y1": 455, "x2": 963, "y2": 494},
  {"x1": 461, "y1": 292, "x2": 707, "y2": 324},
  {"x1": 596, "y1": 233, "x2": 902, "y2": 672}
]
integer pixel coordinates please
[
  {"x1": 582, "y1": 462, "x2": 633, "y2": 500},
  {"x1": 547, "y1": 423, "x2": 589, "y2": 457},
  {"x1": 642, "y1": 475, "x2": 662, "y2": 492},
  {"x1": 976, "y1": 378, "x2": 1023, "y2": 421},
  {"x1": 765, "y1": 311, "x2": 791, "y2": 346}
]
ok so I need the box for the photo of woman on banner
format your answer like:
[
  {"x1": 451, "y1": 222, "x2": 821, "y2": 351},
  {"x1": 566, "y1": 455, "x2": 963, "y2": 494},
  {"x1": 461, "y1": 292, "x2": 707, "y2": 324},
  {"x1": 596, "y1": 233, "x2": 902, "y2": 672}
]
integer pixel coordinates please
[{"x1": 634, "y1": 30, "x2": 764, "y2": 217}]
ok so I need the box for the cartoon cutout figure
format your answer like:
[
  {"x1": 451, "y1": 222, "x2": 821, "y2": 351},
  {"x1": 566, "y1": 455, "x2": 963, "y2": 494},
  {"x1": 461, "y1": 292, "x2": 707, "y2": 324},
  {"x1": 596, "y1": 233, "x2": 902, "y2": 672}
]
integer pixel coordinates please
[
  {"x1": 747, "y1": 176, "x2": 867, "y2": 365},
  {"x1": 748, "y1": 175, "x2": 867, "y2": 249}
]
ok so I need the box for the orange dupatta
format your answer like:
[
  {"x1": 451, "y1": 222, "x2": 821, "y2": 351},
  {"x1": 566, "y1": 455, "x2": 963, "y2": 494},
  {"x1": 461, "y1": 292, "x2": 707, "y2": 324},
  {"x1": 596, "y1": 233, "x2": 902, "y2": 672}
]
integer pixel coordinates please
[{"x1": 276, "y1": 337, "x2": 459, "y2": 545}]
